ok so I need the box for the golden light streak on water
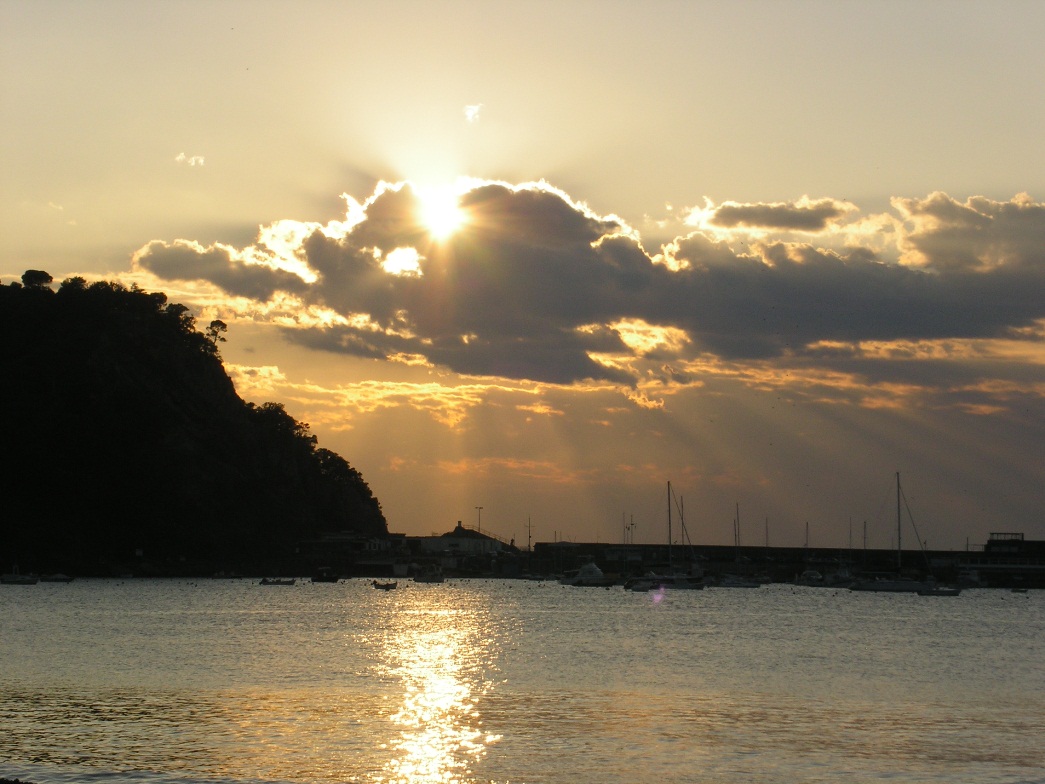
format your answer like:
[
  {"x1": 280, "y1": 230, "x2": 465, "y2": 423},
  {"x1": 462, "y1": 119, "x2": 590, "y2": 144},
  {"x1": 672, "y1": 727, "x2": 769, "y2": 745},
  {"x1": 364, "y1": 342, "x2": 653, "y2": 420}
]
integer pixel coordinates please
[{"x1": 377, "y1": 594, "x2": 502, "y2": 784}]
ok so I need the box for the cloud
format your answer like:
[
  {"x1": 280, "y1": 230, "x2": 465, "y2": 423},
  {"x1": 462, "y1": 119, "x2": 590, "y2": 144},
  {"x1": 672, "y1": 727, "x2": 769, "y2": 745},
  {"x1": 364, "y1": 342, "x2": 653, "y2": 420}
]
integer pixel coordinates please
[
  {"x1": 134, "y1": 239, "x2": 308, "y2": 301},
  {"x1": 716, "y1": 198, "x2": 855, "y2": 232},
  {"x1": 894, "y1": 191, "x2": 1045, "y2": 272},
  {"x1": 132, "y1": 183, "x2": 1045, "y2": 394},
  {"x1": 226, "y1": 372, "x2": 501, "y2": 430},
  {"x1": 689, "y1": 196, "x2": 856, "y2": 233},
  {"x1": 225, "y1": 363, "x2": 287, "y2": 397},
  {"x1": 175, "y1": 152, "x2": 205, "y2": 166}
]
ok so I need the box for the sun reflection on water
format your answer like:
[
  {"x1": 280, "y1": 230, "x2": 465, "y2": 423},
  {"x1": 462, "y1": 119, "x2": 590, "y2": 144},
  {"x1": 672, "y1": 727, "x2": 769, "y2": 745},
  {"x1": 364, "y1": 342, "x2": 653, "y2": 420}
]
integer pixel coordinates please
[{"x1": 378, "y1": 594, "x2": 501, "y2": 784}]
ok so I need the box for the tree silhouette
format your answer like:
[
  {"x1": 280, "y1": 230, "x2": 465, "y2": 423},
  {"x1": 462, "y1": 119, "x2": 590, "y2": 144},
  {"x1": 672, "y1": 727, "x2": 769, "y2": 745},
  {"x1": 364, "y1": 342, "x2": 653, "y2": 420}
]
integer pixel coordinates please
[
  {"x1": 21, "y1": 269, "x2": 53, "y2": 288},
  {"x1": 0, "y1": 270, "x2": 387, "y2": 576}
]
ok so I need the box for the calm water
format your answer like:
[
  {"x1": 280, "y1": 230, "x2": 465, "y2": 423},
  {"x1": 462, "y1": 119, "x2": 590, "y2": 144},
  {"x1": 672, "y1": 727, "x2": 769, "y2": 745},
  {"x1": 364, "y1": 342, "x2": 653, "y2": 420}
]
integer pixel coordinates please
[{"x1": 1, "y1": 579, "x2": 1043, "y2": 784}]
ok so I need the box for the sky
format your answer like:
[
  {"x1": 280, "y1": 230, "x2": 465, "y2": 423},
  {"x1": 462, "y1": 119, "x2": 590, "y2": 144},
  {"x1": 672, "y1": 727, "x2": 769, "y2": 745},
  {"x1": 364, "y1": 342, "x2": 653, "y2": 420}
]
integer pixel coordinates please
[{"x1": 3, "y1": 0, "x2": 1044, "y2": 551}]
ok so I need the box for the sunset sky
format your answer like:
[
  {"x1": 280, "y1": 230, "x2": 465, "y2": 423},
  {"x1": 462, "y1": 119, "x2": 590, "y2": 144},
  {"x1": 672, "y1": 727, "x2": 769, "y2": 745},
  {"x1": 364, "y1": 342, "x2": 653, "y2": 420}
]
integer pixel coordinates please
[{"x1": 3, "y1": 1, "x2": 1044, "y2": 550}]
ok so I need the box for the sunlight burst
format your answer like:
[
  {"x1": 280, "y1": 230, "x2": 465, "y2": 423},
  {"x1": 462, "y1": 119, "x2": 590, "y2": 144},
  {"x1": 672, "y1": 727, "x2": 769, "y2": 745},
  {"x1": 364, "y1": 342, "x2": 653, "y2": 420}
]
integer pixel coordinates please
[{"x1": 418, "y1": 185, "x2": 465, "y2": 239}]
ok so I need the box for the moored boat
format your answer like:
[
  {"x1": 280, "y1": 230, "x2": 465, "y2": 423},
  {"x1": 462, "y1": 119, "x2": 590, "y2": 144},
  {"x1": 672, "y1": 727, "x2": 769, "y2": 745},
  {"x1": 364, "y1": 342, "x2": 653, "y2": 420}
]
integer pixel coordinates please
[
  {"x1": 413, "y1": 564, "x2": 445, "y2": 583},
  {"x1": 715, "y1": 574, "x2": 762, "y2": 588},
  {"x1": 849, "y1": 473, "x2": 960, "y2": 596},
  {"x1": 2, "y1": 566, "x2": 38, "y2": 585},
  {"x1": 559, "y1": 561, "x2": 616, "y2": 587},
  {"x1": 849, "y1": 575, "x2": 927, "y2": 593},
  {"x1": 259, "y1": 577, "x2": 296, "y2": 586},
  {"x1": 917, "y1": 584, "x2": 961, "y2": 596},
  {"x1": 623, "y1": 481, "x2": 706, "y2": 591},
  {"x1": 623, "y1": 572, "x2": 705, "y2": 591},
  {"x1": 1, "y1": 573, "x2": 38, "y2": 585}
]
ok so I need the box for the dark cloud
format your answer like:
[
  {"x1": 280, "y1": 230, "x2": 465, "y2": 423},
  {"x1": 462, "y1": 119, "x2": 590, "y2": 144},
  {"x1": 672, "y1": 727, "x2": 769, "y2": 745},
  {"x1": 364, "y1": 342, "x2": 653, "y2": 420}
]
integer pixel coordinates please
[
  {"x1": 290, "y1": 323, "x2": 636, "y2": 386},
  {"x1": 708, "y1": 198, "x2": 853, "y2": 232},
  {"x1": 459, "y1": 183, "x2": 621, "y2": 248},
  {"x1": 134, "y1": 240, "x2": 307, "y2": 300},
  {"x1": 134, "y1": 185, "x2": 1045, "y2": 384},
  {"x1": 300, "y1": 230, "x2": 406, "y2": 327},
  {"x1": 343, "y1": 183, "x2": 429, "y2": 250},
  {"x1": 895, "y1": 191, "x2": 1045, "y2": 272}
]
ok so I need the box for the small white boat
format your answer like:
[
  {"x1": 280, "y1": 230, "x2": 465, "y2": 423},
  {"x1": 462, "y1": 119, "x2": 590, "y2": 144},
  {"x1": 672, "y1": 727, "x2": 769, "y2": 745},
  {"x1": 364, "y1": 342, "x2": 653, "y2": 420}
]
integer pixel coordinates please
[
  {"x1": 372, "y1": 579, "x2": 397, "y2": 590},
  {"x1": 40, "y1": 573, "x2": 75, "y2": 583},
  {"x1": 917, "y1": 584, "x2": 961, "y2": 597},
  {"x1": 259, "y1": 577, "x2": 296, "y2": 586},
  {"x1": 413, "y1": 564, "x2": 445, "y2": 583},
  {"x1": 794, "y1": 569, "x2": 826, "y2": 587},
  {"x1": 559, "y1": 561, "x2": 615, "y2": 587}
]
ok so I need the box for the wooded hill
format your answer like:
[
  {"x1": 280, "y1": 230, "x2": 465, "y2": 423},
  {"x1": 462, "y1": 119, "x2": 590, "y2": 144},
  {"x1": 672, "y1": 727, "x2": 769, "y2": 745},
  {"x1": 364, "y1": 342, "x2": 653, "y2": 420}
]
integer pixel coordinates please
[{"x1": 0, "y1": 271, "x2": 387, "y2": 576}]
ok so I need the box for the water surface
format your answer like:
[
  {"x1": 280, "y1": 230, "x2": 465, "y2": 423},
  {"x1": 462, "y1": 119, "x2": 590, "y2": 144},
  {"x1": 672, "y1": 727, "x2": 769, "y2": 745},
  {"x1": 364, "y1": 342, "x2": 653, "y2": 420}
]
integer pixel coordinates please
[{"x1": 2, "y1": 579, "x2": 1042, "y2": 783}]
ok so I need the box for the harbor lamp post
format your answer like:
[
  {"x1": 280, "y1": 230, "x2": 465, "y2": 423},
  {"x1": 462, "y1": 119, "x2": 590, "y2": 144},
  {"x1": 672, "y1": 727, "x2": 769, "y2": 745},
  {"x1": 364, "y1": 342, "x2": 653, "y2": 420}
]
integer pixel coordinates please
[{"x1": 475, "y1": 506, "x2": 483, "y2": 533}]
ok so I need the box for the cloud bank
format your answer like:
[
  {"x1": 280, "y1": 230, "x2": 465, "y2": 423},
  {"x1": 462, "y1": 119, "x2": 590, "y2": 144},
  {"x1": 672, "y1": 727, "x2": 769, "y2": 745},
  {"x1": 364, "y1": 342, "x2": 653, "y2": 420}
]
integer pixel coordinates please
[{"x1": 133, "y1": 182, "x2": 1045, "y2": 393}]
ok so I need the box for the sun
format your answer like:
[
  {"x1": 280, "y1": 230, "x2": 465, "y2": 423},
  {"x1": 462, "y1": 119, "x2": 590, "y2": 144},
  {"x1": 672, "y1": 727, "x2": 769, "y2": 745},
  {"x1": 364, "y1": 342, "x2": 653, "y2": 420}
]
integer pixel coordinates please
[{"x1": 418, "y1": 184, "x2": 465, "y2": 239}]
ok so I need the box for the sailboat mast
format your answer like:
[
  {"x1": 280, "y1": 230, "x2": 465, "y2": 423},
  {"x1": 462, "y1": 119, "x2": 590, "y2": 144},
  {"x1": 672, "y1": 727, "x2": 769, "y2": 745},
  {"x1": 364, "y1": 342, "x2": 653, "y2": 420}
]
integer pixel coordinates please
[
  {"x1": 896, "y1": 471, "x2": 902, "y2": 571},
  {"x1": 667, "y1": 481, "x2": 672, "y2": 560}
]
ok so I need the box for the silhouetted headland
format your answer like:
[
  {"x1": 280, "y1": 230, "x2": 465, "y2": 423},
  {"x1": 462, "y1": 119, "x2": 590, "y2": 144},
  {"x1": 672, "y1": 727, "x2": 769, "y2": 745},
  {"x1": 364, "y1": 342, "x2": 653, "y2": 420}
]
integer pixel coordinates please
[{"x1": 1, "y1": 271, "x2": 387, "y2": 577}]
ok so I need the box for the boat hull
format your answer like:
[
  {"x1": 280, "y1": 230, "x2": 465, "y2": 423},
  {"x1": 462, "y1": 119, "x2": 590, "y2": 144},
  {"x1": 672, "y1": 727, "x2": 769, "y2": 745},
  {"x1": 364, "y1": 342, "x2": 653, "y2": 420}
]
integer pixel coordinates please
[
  {"x1": 1, "y1": 575, "x2": 38, "y2": 585},
  {"x1": 623, "y1": 574, "x2": 705, "y2": 590},
  {"x1": 849, "y1": 580, "x2": 924, "y2": 592},
  {"x1": 917, "y1": 586, "x2": 961, "y2": 596}
]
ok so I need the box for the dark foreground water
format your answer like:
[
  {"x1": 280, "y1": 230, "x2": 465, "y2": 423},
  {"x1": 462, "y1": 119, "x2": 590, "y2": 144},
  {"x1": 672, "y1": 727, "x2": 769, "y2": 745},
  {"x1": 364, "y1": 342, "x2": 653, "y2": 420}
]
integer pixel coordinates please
[{"x1": 1, "y1": 579, "x2": 1043, "y2": 784}]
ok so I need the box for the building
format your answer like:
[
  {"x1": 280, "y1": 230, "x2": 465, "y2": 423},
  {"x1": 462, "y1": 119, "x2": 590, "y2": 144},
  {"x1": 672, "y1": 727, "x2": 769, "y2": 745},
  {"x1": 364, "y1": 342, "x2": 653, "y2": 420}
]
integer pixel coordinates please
[{"x1": 960, "y1": 533, "x2": 1045, "y2": 587}]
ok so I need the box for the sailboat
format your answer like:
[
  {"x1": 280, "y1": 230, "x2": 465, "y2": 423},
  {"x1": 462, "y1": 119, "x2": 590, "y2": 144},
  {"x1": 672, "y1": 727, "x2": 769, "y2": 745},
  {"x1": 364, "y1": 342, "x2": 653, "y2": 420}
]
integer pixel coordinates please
[
  {"x1": 1, "y1": 565, "x2": 38, "y2": 585},
  {"x1": 715, "y1": 503, "x2": 762, "y2": 588},
  {"x1": 849, "y1": 473, "x2": 960, "y2": 595},
  {"x1": 623, "y1": 482, "x2": 704, "y2": 590}
]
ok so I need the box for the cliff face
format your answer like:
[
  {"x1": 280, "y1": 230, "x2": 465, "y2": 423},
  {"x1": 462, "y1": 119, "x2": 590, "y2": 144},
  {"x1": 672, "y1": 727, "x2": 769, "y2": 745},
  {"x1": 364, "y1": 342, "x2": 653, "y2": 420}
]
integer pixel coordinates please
[{"x1": 0, "y1": 272, "x2": 387, "y2": 575}]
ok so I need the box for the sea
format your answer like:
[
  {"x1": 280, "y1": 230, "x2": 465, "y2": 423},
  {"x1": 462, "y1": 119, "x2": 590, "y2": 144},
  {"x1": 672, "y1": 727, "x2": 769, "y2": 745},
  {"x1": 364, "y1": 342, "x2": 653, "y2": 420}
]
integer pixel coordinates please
[{"x1": 1, "y1": 578, "x2": 1043, "y2": 784}]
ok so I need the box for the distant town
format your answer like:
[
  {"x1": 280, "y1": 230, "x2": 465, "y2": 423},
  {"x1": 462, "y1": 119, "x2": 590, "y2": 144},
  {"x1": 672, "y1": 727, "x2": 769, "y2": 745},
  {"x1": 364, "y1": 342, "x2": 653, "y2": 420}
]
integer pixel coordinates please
[
  {"x1": 290, "y1": 523, "x2": 1043, "y2": 589},
  {"x1": 6, "y1": 521, "x2": 1042, "y2": 589}
]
